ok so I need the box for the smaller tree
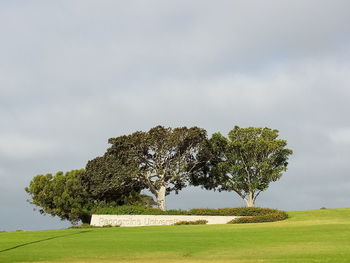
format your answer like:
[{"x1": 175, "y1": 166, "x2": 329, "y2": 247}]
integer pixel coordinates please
[
  {"x1": 192, "y1": 126, "x2": 293, "y2": 207},
  {"x1": 25, "y1": 169, "x2": 92, "y2": 224},
  {"x1": 26, "y1": 168, "x2": 155, "y2": 224}
]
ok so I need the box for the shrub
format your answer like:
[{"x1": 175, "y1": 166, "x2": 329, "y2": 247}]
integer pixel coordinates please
[
  {"x1": 93, "y1": 206, "x2": 285, "y2": 217},
  {"x1": 69, "y1": 224, "x2": 120, "y2": 229},
  {"x1": 93, "y1": 206, "x2": 172, "y2": 215},
  {"x1": 227, "y1": 211, "x2": 288, "y2": 224},
  {"x1": 174, "y1": 220, "x2": 208, "y2": 225},
  {"x1": 187, "y1": 207, "x2": 283, "y2": 216}
]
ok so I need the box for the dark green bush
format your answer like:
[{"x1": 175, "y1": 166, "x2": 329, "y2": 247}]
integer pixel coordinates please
[
  {"x1": 187, "y1": 207, "x2": 284, "y2": 216},
  {"x1": 69, "y1": 224, "x2": 120, "y2": 229},
  {"x1": 227, "y1": 211, "x2": 288, "y2": 224},
  {"x1": 93, "y1": 206, "x2": 179, "y2": 215},
  {"x1": 174, "y1": 220, "x2": 208, "y2": 225}
]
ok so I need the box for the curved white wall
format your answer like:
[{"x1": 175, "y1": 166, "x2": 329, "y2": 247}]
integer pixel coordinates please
[{"x1": 90, "y1": 215, "x2": 240, "y2": 227}]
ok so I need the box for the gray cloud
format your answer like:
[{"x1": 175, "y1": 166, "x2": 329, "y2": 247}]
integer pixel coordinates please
[{"x1": 1, "y1": 0, "x2": 350, "y2": 231}]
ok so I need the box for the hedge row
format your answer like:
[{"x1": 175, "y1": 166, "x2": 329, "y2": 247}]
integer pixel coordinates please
[
  {"x1": 69, "y1": 224, "x2": 120, "y2": 229},
  {"x1": 174, "y1": 220, "x2": 208, "y2": 225},
  {"x1": 93, "y1": 205, "x2": 287, "y2": 218},
  {"x1": 227, "y1": 211, "x2": 288, "y2": 224}
]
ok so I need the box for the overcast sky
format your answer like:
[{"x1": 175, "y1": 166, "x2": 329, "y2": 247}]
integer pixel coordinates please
[{"x1": 1, "y1": 0, "x2": 350, "y2": 231}]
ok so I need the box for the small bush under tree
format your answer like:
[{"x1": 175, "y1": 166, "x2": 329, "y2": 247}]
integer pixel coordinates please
[
  {"x1": 227, "y1": 211, "x2": 288, "y2": 224},
  {"x1": 174, "y1": 220, "x2": 208, "y2": 225}
]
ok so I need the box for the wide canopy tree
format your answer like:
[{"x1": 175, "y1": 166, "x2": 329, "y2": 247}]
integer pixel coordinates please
[
  {"x1": 106, "y1": 126, "x2": 210, "y2": 210},
  {"x1": 192, "y1": 126, "x2": 293, "y2": 207},
  {"x1": 82, "y1": 155, "x2": 146, "y2": 205}
]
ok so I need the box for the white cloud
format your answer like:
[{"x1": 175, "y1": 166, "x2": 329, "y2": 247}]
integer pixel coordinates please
[
  {"x1": 0, "y1": 134, "x2": 59, "y2": 159},
  {"x1": 329, "y1": 128, "x2": 350, "y2": 144}
]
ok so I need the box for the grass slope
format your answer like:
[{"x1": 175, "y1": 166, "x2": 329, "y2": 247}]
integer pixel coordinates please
[{"x1": 0, "y1": 208, "x2": 349, "y2": 263}]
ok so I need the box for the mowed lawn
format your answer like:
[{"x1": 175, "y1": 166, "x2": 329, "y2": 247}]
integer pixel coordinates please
[{"x1": 1, "y1": 209, "x2": 350, "y2": 263}]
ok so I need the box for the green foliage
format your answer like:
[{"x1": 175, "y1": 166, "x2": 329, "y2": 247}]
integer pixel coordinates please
[
  {"x1": 102, "y1": 125, "x2": 210, "y2": 210},
  {"x1": 25, "y1": 169, "x2": 92, "y2": 224},
  {"x1": 26, "y1": 169, "x2": 156, "y2": 223},
  {"x1": 193, "y1": 126, "x2": 293, "y2": 207},
  {"x1": 174, "y1": 220, "x2": 208, "y2": 225},
  {"x1": 93, "y1": 205, "x2": 286, "y2": 218},
  {"x1": 82, "y1": 155, "x2": 145, "y2": 205},
  {"x1": 69, "y1": 224, "x2": 97, "y2": 229},
  {"x1": 93, "y1": 205, "x2": 177, "y2": 215},
  {"x1": 123, "y1": 193, "x2": 157, "y2": 207},
  {"x1": 187, "y1": 207, "x2": 284, "y2": 216},
  {"x1": 227, "y1": 211, "x2": 288, "y2": 224},
  {"x1": 69, "y1": 224, "x2": 120, "y2": 229}
]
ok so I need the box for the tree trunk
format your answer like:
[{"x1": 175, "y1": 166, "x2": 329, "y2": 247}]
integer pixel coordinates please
[
  {"x1": 156, "y1": 185, "x2": 166, "y2": 211},
  {"x1": 244, "y1": 192, "x2": 255, "y2": 207}
]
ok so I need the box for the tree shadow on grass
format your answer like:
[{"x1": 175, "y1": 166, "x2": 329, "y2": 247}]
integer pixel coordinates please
[{"x1": 0, "y1": 230, "x2": 92, "y2": 253}]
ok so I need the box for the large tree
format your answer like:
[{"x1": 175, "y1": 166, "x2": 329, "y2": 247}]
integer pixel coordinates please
[
  {"x1": 82, "y1": 155, "x2": 146, "y2": 205},
  {"x1": 106, "y1": 126, "x2": 210, "y2": 210},
  {"x1": 192, "y1": 126, "x2": 293, "y2": 207}
]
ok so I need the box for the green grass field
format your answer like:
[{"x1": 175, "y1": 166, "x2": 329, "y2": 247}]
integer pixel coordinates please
[{"x1": 1, "y1": 208, "x2": 349, "y2": 263}]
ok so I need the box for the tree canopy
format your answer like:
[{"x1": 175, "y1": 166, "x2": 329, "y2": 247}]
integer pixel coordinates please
[
  {"x1": 25, "y1": 169, "x2": 92, "y2": 224},
  {"x1": 26, "y1": 169, "x2": 155, "y2": 224},
  {"x1": 106, "y1": 125, "x2": 210, "y2": 210},
  {"x1": 82, "y1": 155, "x2": 145, "y2": 205},
  {"x1": 192, "y1": 126, "x2": 293, "y2": 207}
]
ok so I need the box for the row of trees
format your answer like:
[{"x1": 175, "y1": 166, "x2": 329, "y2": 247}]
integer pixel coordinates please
[{"x1": 26, "y1": 126, "x2": 292, "y2": 223}]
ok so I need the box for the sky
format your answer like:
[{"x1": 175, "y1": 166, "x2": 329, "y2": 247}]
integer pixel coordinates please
[{"x1": 1, "y1": 0, "x2": 350, "y2": 231}]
